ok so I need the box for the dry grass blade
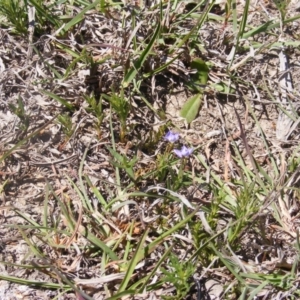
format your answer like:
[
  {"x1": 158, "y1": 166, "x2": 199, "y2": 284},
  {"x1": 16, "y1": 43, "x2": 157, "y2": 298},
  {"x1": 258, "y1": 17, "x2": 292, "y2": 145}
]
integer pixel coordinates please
[
  {"x1": 0, "y1": 114, "x2": 59, "y2": 164},
  {"x1": 117, "y1": 229, "x2": 149, "y2": 293},
  {"x1": 2, "y1": 0, "x2": 300, "y2": 298},
  {"x1": 276, "y1": 47, "x2": 299, "y2": 141}
]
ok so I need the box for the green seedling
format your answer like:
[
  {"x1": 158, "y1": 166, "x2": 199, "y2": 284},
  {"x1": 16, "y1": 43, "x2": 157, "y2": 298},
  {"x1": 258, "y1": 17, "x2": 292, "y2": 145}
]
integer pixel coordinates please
[
  {"x1": 273, "y1": 0, "x2": 291, "y2": 27},
  {"x1": 160, "y1": 253, "x2": 196, "y2": 300},
  {"x1": 56, "y1": 113, "x2": 74, "y2": 139},
  {"x1": 0, "y1": 0, "x2": 62, "y2": 35},
  {"x1": 8, "y1": 96, "x2": 30, "y2": 134},
  {"x1": 0, "y1": 0, "x2": 27, "y2": 34},
  {"x1": 107, "y1": 146, "x2": 138, "y2": 183},
  {"x1": 2, "y1": 0, "x2": 300, "y2": 299},
  {"x1": 103, "y1": 90, "x2": 130, "y2": 142},
  {"x1": 84, "y1": 92, "x2": 104, "y2": 125}
]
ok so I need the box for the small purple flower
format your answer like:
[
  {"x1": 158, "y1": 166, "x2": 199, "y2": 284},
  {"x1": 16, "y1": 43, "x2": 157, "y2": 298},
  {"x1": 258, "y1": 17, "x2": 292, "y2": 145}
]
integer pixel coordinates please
[
  {"x1": 164, "y1": 131, "x2": 180, "y2": 143},
  {"x1": 173, "y1": 145, "x2": 193, "y2": 158}
]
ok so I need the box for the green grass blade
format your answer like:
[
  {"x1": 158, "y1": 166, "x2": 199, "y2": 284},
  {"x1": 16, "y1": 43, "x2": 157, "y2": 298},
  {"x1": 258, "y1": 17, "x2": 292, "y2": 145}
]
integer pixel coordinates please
[
  {"x1": 14, "y1": 210, "x2": 48, "y2": 234},
  {"x1": 59, "y1": 0, "x2": 101, "y2": 36},
  {"x1": 242, "y1": 20, "x2": 274, "y2": 39},
  {"x1": 118, "y1": 229, "x2": 149, "y2": 292},
  {"x1": 140, "y1": 208, "x2": 199, "y2": 262},
  {"x1": 78, "y1": 146, "x2": 94, "y2": 211},
  {"x1": 136, "y1": 244, "x2": 174, "y2": 292},
  {"x1": 238, "y1": 0, "x2": 250, "y2": 37},
  {"x1": 80, "y1": 227, "x2": 118, "y2": 261},
  {"x1": 209, "y1": 243, "x2": 245, "y2": 283},
  {"x1": 169, "y1": 0, "x2": 215, "y2": 53},
  {"x1": 144, "y1": 53, "x2": 181, "y2": 77},
  {"x1": 29, "y1": 0, "x2": 61, "y2": 27},
  {"x1": 106, "y1": 290, "x2": 136, "y2": 300},
  {"x1": 16, "y1": 225, "x2": 44, "y2": 258},
  {"x1": 84, "y1": 175, "x2": 108, "y2": 210},
  {"x1": 0, "y1": 274, "x2": 68, "y2": 289},
  {"x1": 228, "y1": 0, "x2": 250, "y2": 69},
  {"x1": 40, "y1": 90, "x2": 75, "y2": 111},
  {"x1": 247, "y1": 281, "x2": 269, "y2": 300},
  {"x1": 122, "y1": 22, "x2": 161, "y2": 88}
]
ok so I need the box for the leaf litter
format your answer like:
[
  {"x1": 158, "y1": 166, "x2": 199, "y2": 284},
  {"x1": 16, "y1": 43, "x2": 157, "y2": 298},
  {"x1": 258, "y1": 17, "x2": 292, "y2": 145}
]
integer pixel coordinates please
[{"x1": 1, "y1": 0, "x2": 300, "y2": 299}]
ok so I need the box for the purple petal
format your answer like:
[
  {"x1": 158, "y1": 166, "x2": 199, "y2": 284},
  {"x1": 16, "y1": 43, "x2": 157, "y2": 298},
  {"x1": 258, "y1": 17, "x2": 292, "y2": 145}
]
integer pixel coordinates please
[
  {"x1": 173, "y1": 149, "x2": 184, "y2": 158},
  {"x1": 164, "y1": 131, "x2": 180, "y2": 143},
  {"x1": 181, "y1": 146, "x2": 193, "y2": 157},
  {"x1": 173, "y1": 146, "x2": 193, "y2": 158}
]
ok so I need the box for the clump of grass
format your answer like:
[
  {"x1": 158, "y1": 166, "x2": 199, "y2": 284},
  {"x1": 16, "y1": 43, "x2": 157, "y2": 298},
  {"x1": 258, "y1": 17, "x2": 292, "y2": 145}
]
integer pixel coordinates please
[
  {"x1": 0, "y1": 0, "x2": 62, "y2": 35},
  {"x1": 1, "y1": 0, "x2": 300, "y2": 299},
  {"x1": 8, "y1": 96, "x2": 30, "y2": 134},
  {"x1": 56, "y1": 113, "x2": 74, "y2": 139},
  {"x1": 103, "y1": 90, "x2": 130, "y2": 142},
  {"x1": 160, "y1": 253, "x2": 196, "y2": 300},
  {"x1": 0, "y1": 0, "x2": 27, "y2": 34}
]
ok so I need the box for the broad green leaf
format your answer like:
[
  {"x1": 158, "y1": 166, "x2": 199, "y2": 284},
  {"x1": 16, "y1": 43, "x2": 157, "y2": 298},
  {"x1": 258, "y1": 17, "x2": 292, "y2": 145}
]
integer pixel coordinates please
[
  {"x1": 190, "y1": 58, "x2": 209, "y2": 86},
  {"x1": 180, "y1": 93, "x2": 202, "y2": 123},
  {"x1": 211, "y1": 82, "x2": 236, "y2": 94}
]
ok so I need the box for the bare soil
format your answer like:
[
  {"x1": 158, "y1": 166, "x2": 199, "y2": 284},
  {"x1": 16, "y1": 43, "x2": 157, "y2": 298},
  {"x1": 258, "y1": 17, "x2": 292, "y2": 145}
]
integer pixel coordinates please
[{"x1": 1, "y1": 0, "x2": 300, "y2": 299}]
